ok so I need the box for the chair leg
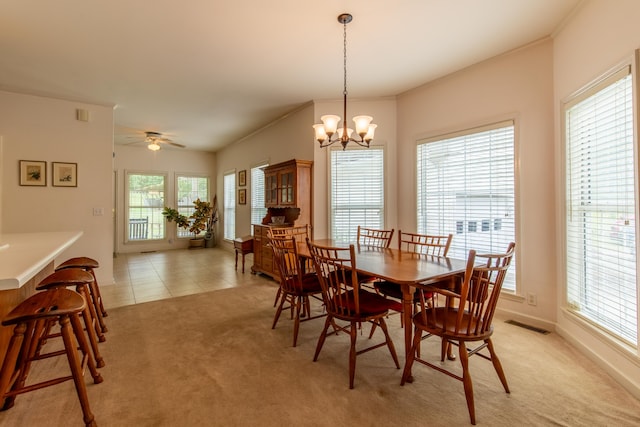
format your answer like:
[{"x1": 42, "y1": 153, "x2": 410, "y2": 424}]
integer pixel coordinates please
[
  {"x1": 486, "y1": 338, "x2": 510, "y2": 393},
  {"x1": 88, "y1": 269, "x2": 108, "y2": 318},
  {"x1": 69, "y1": 313, "x2": 103, "y2": 384},
  {"x1": 273, "y1": 287, "x2": 281, "y2": 308},
  {"x1": 87, "y1": 280, "x2": 108, "y2": 334},
  {"x1": 377, "y1": 318, "x2": 400, "y2": 369},
  {"x1": 348, "y1": 321, "x2": 358, "y2": 389},
  {"x1": 458, "y1": 342, "x2": 476, "y2": 425},
  {"x1": 77, "y1": 285, "x2": 105, "y2": 368},
  {"x1": 292, "y1": 296, "x2": 302, "y2": 347},
  {"x1": 60, "y1": 315, "x2": 97, "y2": 427},
  {"x1": 271, "y1": 291, "x2": 287, "y2": 330},
  {"x1": 313, "y1": 316, "x2": 332, "y2": 362}
]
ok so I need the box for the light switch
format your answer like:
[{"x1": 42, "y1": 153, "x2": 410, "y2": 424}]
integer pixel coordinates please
[{"x1": 93, "y1": 207, "x2": 104, "y2": 216}]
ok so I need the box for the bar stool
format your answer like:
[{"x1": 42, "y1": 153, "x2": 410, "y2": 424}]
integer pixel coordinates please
[
  {"x1": 36, "y1": 269, "x2": 105, "y2": 367},
  {"x1": 56, "y1": 257, "x2": 108, "y2": 335},
  {"x1": 0, "y1": 288, "x2": 102, "y2": 426}
]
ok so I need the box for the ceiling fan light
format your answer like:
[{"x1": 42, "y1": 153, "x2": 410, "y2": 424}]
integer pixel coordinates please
[
  {"x1": 148, "y1": 142, "x2": 161, "y2": 151},
  {"x1": 320, "y1": 115, "x2": 341, "y2": 136}
]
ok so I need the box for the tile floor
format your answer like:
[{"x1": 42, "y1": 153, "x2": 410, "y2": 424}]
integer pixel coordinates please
[{"x1": 101, "y1": 247, "x2": 273, "y2": 309}]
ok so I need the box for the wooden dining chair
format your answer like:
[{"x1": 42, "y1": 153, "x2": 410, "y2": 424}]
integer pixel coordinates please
[
  {"x1": 371, "y1": 231, "x2": 453, "y2": 334},
  {"x1": 306, "y1": 238, "x2": 400, "y2": 389},
  {"x1": 267, "y1": 225, "x2": 312, "y2": 308},
  {"x1": 356, "y1": 225, "x2": 394, "y2": 248},
  {"x1": 269, "y1": 235, "x2": 324, "y2": 347},
  {"x1": 401, "y1": 242, "x2": 516, "y2": 425}
]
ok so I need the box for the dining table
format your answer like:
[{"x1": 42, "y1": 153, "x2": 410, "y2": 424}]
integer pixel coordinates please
[{"x1": 296, "y1": 238, "x2": 469, "y2": 369}]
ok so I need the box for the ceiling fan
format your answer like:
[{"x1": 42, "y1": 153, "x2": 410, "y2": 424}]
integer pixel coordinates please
[{"x1": 126, "y1": 131, "x2": 186, "y2": 151}]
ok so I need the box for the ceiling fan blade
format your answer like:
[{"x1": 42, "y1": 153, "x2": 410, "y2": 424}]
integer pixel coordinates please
[{"x1": 163, "y1": 141, "x2": 186, "y2": 148}]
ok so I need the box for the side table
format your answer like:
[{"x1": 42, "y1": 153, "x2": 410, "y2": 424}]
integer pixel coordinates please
[{"x1": 234, "y1": 236, "x2": 254, "y2": 273}]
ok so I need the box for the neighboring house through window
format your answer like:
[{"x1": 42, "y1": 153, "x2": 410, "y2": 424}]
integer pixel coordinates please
[{"x1": 416, "y1": 121, "x2": 517, "y2": 291}]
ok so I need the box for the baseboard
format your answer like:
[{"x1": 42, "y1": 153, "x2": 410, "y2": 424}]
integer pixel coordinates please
[{"x1": 495, "y1": 307, "x2": 556, "y2": 333}]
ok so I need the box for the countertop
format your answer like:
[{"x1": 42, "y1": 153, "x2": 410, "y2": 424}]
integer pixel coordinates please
[{"x1": 0, "y1": 231, "x2": 82, "y2": 290}]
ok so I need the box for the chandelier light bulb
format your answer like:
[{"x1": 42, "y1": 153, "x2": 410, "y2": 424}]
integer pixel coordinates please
[
  {"x1": 353, "y1": 115, "x2": 373, "y2": 137},
  {"x1": 320, "y1": 115, "x2": 341, "y2": 136}
]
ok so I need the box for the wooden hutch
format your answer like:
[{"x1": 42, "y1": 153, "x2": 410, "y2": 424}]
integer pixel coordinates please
[{"x1": 251, "y1": 159, "x2": 313, "y2": 279}]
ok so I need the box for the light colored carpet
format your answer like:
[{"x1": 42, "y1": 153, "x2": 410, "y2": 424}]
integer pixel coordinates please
[{"x1": 1, "y1": 283, "x2": 639, "y2": 426}]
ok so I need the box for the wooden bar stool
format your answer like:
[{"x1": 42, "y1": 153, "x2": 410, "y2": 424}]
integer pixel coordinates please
[
  {"x1": 0, "y1": 288, "x2": 103, "y2": 426},
  {"x1": 36, "y1": 269, "x2": 105, "y2": 367},
  {"x1": 56, "y1": 257, "x2": 108, "y2": 334}
]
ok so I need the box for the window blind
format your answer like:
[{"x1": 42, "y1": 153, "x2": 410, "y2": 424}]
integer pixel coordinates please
[
  {"x1": 223, "y1": 172, "x2": 236, "y2": 241},
  {"x1": 565, "y1": 66, "x2": 637, "y2": 345},
  {"x1": 417, "y1": 121, "x2": 516, "y2": 291},
  {"x1": 176, "y1": 175, "x2": 209, "y2": 238},
  {"x1": 330, "y1": 147, "x2": 385, "y2": 242},
  {"x1": 251, "y1": 163, "x2": 268, "y2": 226}
]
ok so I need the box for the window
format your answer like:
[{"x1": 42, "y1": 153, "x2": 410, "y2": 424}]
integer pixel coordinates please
[
  {"x1": 565, "y1": 65, "x2": 637, "y2": 346},
  {"x1": 251, "y1": 163, "x2": 268, "y2": 225},
  {"x1": 223, "y1": 171, "x2": 236, "y2": 241},
  {"x1": 330, "y1": 146, "x2": 385, "y2": 241},
  {"x1": 126, "y1": 172, "x2": 167, "y2": 241},
  {"x1": 176, "y1": 175, "x2": 210, "y2": 238},
  {"x1": 417, "y1": 121, "x2": 516, "y2": 291}
]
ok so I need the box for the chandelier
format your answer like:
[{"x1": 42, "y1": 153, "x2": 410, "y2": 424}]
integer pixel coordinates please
[{"x1": 313, "y1": 13, "x2": 377, "y2": 150}]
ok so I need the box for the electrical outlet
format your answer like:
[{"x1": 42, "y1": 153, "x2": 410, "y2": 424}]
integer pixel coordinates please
[{"x1": 527, "y1": 293, "x2": 537, "y2": 306}]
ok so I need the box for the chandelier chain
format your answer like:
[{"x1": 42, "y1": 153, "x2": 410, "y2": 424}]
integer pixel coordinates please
[{"x1": 343, "y1": 19, "x2": 348, "y2": 97}]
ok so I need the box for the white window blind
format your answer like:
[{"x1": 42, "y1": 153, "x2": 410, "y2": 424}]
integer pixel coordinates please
[
  {"x1": 417, "y1": 121, "x2": 516, "y2": 291},
  {"x1": 565, "y1": 66, "x2": 637, "y2": 346},
  {"x1": 176, "y1": 175, "x2": 209, "y2": 238},
  {"x1": 223, "y1": 172, "x2": 236, "y2": 241},
  {"x1": 330, "y1": 147, "x2": 385, "y2": 242},
  {"x1": 251, "y1": 163, "x2": 268, "y2": 226}
]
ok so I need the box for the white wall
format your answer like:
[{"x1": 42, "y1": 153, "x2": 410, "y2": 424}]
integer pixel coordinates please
[
  {"x1": 396, "y1": 39, "x2": 557, "y2": 327},
  {"x1": 113, "y1": 144, "x2": 216, "y2": 253},
  {"x1": 215, "y1": 104, "x2": 315, "y2": 249},
  {"x1": 553, "y1": 0, "x2": 640, "y2": 399},
  {"x1": 0, "y1": 90, "x2": 114, "y2": 285}
]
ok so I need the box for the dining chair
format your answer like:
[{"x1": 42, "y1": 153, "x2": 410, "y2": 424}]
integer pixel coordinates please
[
  {"x1": 356, "y1": 225, "x2": 394, "y2": 248},
  {"x1": 269, "y1": 234, "x2": 324, "y2": 347},
  {"x1": 400, "y1": 242, "x2": 516, "y2": 425},
  {"x1": 306, "y1": 238, "x2": 400, "y2": 389},
  {"x1": 268, "y1": 225, "x2": 312, "y2": 308},
  {"x1": 370, "y1": 231, "x2": 453, "y2": 335}
]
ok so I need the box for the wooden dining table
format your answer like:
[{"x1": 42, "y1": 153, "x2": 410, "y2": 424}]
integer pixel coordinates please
[{"x1": 297, "y1": 239, "x2": 469, "y2": 364}]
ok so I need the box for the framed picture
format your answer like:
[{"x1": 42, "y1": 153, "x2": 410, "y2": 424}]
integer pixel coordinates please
[
  {"x1": 52, "y1": 162, "x2": 77, "y2": 187},
  {"x1": 19, "y1": 160, "x2": 47, "y2": 186},
  {"x1": 238, "y1": 170, "x2": 246, "y2": 187},
  {"x1": 238, "y1": 188, "x2": 246, "y2": 205}
]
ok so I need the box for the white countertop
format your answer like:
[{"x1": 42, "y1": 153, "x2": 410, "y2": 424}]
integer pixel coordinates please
[{"x1": 0, "y1": 231, "x2": 83, "y2": 290}]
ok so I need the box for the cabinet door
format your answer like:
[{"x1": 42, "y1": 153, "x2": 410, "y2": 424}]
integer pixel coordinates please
[
  {"x1": 265, "y1": 173, "x2": 278, "y2": 206},
  {"x1": 278, "y1": 169, "x2": 296, "y2": 206}
]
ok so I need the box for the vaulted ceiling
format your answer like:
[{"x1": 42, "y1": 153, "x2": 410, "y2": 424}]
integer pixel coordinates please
[{"x1": 0, "y1": 0, "x2": 582, "y2": 152}]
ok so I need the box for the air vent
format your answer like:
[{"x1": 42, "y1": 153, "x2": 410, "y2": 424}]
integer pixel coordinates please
[{"x1": 505, "y1": 319, "x2": 550, "y2": 335}]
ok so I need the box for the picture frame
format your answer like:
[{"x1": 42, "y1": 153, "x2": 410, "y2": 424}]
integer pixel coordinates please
[
  {"x1": 19, "y1": 160, "x2": 47, "y2": 186},
  {"x1": 238, "y1": 188, "x2": 246, "y2": 205},
  {"x1": 238, "y1": 169, "x2": 246, "y2": 187},
  {"x1": 52, "y1": 162, "x2": 77, "y2": 187}
]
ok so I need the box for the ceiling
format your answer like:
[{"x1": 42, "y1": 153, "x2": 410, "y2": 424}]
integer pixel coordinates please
[{"x1": 0, "y1": 0, "x2": 582, "y2": 152}]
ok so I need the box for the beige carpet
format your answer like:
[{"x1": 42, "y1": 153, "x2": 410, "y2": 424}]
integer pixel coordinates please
[{"x1": 1, "y1": 283, "x2": 639, "y2": 427}]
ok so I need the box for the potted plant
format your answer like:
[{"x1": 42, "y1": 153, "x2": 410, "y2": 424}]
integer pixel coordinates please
[
  {"x1": 204, "y1": 195, "x2": 219, "y2": 248},
  {"x1": 162, "y1": 198, "x2": 213, "y2": 249}
]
